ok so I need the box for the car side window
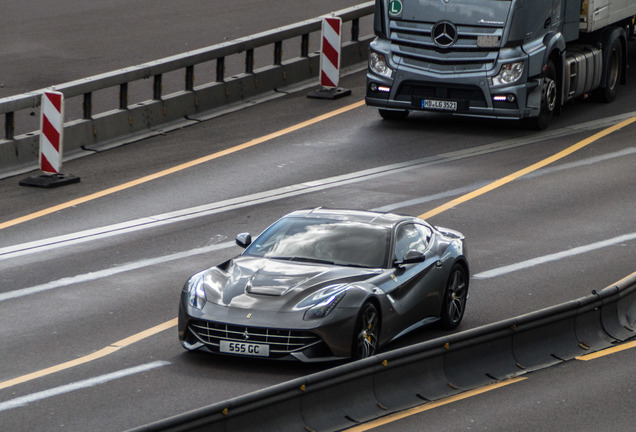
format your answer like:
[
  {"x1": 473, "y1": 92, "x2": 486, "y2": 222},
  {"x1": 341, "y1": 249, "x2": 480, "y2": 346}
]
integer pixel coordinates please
[{"x1": 394, "y1": 223, "x2": 430, "y2": 262}]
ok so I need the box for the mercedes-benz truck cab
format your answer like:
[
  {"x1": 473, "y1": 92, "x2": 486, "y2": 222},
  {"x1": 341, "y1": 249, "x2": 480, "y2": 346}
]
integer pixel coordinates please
[{"x1": 366, "y1": 0, "x2": 636, "y2": 129}]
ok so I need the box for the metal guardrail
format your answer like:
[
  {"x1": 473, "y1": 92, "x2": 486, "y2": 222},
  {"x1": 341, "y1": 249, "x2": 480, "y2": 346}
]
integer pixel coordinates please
[
  {"x1": 0, "y1": 2, "x2": 375, "y2": 179},
  {"x1": 128, "y1": 272, "x2": 636, "y2": 432}
]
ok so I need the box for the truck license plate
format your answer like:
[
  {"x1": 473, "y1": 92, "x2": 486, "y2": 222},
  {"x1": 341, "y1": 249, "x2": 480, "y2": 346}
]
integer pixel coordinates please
[
  {"x1": 220, "y1": 341, "x2": 270, "y2": 357},
  {"x1": 422, "y1": 99, "x2": 458, "y2": 111}
]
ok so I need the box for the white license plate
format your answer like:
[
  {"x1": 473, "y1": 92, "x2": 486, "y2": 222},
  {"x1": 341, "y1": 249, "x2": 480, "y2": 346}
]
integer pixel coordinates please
[
  {"x1": 422, "y1": 99, "x2": 457, "y2": 111},
  {"x1": 220, "y1": 340, "x2": 270, "y2": 357},
  {"x1": 477, "y1": 35, "x2": 499, "y2": 48}
]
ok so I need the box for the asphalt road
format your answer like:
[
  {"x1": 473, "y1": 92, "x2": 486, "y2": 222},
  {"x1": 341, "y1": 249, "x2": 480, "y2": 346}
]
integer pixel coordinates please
[{"x1": 1, "y1": 3, "x2": 635, "y2": 432}]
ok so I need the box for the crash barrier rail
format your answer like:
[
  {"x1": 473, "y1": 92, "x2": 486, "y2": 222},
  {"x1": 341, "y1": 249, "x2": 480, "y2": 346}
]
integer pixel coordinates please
[
  {"x1": 0, "y1": 2, "x2": 375, "y2": 179},
  {"x1": 129, "y1": 272, "x2": 636, "y2": 432}
]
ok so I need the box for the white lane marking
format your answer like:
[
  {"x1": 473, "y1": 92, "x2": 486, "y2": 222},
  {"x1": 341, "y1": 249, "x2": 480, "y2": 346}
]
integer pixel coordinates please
[
  {"x1": 0, "y1": 242, "x2": 235, "y2": 302},
  {"x1": 522, "y1": 147, "x2": 636, "y2": 179},
  {"x1": 3, "y1": 146, "x2": 633, "y2": 262},
  {"x1": 374, "y1": 147, "x2": 635, "y2": 212},
  {"x1": 1, "y1": 148, "x2": 633, "y2": 300},
  {"x1": 5, "y1": 232, "x2": 635, "y2": 302},
  {"x1": 372, "y1": 182, "x2": 490, "y2": 212},
  {"x1": 0, "y1": 155, "x2": 450, "y2": 261},
  {"x1": 474, "y1": 233, "x2": 636, "y2": 279},
  {"x1": 0, "y1": 361, "x2": 170, "y2": 412}
]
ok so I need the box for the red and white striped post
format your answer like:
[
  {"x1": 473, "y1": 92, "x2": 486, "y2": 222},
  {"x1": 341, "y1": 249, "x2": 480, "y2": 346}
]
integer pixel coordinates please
[
  {"x1": 320, "y1": 17, "x2": 342, "y2": 88},
  {"x1": 20, "y1": 90, "x2": 80, "y2": 188},
  {"x1": 307, "y1": 16, "x2": 351, "y2": 99},
  {"x1": 40, "y1": 90, "x2": 65, "y2": 174}
]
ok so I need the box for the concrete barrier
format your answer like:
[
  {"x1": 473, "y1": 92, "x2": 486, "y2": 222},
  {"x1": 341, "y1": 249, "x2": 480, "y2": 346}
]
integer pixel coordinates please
[
  {"x1": 0, "y1": 2, "x2": 375, "y2": 179},
  {"x1": 128, "y1": 272, "x2": 636, "y2": 432}
]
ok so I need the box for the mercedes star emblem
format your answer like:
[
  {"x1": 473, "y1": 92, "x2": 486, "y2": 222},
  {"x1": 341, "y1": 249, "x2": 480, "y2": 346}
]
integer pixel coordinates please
[{"x1": 432, "y1": 21, "x2": 458, "y2": 48}]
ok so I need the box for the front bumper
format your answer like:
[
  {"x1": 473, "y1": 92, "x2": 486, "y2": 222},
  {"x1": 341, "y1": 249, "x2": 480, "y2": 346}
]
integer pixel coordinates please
[
  {"x1": 366, "y1": 46, "x2": 542, "y2": 120},
  {"x1": 366, "y1": 72, "x2": 541, "y2": 120},
  {"x1": 178, "y1": 299, "x2": 359, "y2": 362}
]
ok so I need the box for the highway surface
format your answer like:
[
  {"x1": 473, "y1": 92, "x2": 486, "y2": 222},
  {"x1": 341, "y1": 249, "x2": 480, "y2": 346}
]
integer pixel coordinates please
[{"x1": 1, "y1": 2, "x2": 635, "y2": 431}]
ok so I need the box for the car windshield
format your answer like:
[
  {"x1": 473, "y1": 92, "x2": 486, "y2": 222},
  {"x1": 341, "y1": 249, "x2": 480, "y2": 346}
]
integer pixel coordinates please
[{"x1": 244, "y1": 217, "x2": 390, "y2": 268}]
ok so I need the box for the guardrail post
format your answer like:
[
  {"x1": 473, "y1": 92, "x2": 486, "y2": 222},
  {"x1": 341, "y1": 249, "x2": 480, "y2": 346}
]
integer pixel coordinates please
[
  {"x1": 83, "y1": 92, "x2": 93, "y2": 119},
  {"x1": 119, "y1": 83, "x2": 128, "y2": 110},
  {"x1": 245, "y1": 49, "x2": 254, "y2": 74},
  {"x1": 352, "y1": 18, "x2": 360, "y2": 41},
  {"x1": 4, "y1": 112, "x2": 14, "y2": 140},
  {"x1": 185, "y1": 65, "x2": 195, "y2": 91},
  {"x1": 216, "y1": 57, "x2": 225, "y2": 82},
  {"x1": 153, "y1": 74, "x2": 162, "y2": 100},
  {"x1": 301, "y1": 34, "x2": 309, "y2": 57},
  {"x1": 274, "y1": 41, "x2": 283, "y2": 65}
]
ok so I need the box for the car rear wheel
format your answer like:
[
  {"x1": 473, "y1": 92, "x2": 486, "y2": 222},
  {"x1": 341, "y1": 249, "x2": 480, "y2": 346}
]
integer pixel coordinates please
[
  {"x1": 352, "y1": 302, "x2": 379, "y2": 359},
  {"x1": 438, "y1": 264, "x2": 468, "y2": 330}
]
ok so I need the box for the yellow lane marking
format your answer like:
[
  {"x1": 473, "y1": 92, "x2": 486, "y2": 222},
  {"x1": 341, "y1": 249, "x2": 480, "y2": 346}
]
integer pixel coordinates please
[
  {"x1": 0, "y1": 100, "x2": 366, "y2": 232},
  {"x1": 0, "y1": 318, "x2": 177, "y2": 391},
  {"x1": 609, "y1": 271, "x2": 636, "y2": 287},
  {"x1": 576, "y1": 340, "x2": 636, "y2": 361},
  {"x1": 345, "y1": 377, "x2": 526, "y2": 432},
  {"x1": 419, "y1": 116, "x2": 636, "y2": 220}
]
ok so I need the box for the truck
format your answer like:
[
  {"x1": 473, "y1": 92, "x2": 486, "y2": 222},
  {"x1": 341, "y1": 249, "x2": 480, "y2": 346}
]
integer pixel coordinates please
[{"x1": 365, "y1": 0, "x2": 636, "y2": 129}]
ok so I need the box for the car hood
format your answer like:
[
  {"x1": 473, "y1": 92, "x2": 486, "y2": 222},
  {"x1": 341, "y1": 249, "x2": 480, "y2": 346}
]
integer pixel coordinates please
[{"x1": 202, "y1": 256, "x2": 381, "y2": 311}]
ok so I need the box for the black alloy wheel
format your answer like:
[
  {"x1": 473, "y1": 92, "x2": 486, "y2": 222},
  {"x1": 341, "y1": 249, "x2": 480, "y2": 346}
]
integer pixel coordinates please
[
  {"x1": 438, "y1": 264, "x2": 468, "y2": 330},
  {"x1": 352, "y1": 302, "x2": 380, "y2": 359}
]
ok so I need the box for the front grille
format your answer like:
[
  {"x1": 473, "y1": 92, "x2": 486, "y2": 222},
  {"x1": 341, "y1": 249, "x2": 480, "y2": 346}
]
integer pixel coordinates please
[
  {"x1": 397, "y1": 81, "x2": 487, "y2": 108},
  {"x1": 389, "y1": 20, "x2": 502, "y2": 73},
  {"x1": 189, "y1": 319, "x2": 321, "y2": 356}
]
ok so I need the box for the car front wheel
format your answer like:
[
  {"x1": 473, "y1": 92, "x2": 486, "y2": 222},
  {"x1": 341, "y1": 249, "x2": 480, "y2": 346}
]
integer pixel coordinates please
[{"x1": 352, "y1": 302, "x2": 380, "y2": 359}]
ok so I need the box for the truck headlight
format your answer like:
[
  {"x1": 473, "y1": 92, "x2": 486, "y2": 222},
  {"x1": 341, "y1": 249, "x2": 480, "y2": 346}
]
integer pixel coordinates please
[
  {"x1": 185, "y1": 272, "x2": 207, "y2": 309},
  {"x1": 369, "y1": 52, "x2": 393, "y2": 78},
  {"x1": 492, "y1": 61, "x2": 524, "y2": 86}
]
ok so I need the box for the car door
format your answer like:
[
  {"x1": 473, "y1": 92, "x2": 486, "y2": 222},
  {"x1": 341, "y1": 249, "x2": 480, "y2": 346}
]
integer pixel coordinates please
[{"x1": 386, "y1": 223, "x2": 446, "y2": 327}]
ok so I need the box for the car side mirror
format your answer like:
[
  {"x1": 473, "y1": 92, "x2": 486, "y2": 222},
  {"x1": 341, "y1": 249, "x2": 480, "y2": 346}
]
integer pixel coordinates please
[
  {"x1": 236, "y1": 233, "x2": 252, "y2": 248},
  {"x1": 395, "y1": 250, "x2": 425, "y2": 266}
]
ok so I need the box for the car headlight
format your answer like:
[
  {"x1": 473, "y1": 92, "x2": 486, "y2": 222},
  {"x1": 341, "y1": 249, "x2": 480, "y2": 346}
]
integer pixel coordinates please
[
  {"x1": 492, "y1": 61, "x2": 524, "y2": 86},
  {"x1": 369, "y1": 52, "x2": 393, "y2": 78},
  {"x1": 184, "y1": 272, "x2": 207, "y2": 309},
  {"x1": 303, "y1": 291, "x2": 346, "y2": 320}
]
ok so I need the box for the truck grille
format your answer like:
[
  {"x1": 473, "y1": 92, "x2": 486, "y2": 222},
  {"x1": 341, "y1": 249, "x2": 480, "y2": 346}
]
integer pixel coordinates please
[
  {"x1": 389, "y1": 20, "x2": 502, "y2": 73},
  {"x1": 397, "y1": 81, "x2": 487, "y2": 107},
  {"x1": 189, "y1": 319, "x2": 321, "y2": 356}
]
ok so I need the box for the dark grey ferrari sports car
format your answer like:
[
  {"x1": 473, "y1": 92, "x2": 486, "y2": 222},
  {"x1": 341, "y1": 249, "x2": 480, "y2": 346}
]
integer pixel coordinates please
[{"x1": 178, "y1": 208, "x2": 469, "y2": 362}]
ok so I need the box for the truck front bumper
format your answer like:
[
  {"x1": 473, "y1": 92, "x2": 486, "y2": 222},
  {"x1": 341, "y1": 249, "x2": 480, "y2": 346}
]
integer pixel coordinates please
[{"x1": 366, "y1": 70, "x2": 541, "y2": 120}]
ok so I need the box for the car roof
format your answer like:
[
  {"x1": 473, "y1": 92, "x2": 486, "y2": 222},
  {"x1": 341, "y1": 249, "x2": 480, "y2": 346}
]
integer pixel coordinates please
[{"x1": 284, "y1": 208, "x2": 421, "y2": 229}]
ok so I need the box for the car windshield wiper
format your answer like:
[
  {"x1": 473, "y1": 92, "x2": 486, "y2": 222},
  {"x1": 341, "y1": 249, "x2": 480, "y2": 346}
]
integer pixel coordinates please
[
  {"x1": 337, "y1": 263, "x2": 375, "y2": 269},
  {"x1": 270, "y1": 256, "x2": 336, "y2": 265}
]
